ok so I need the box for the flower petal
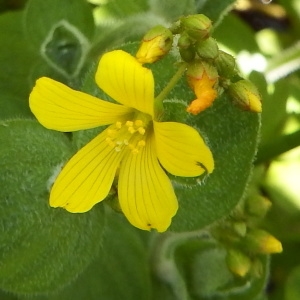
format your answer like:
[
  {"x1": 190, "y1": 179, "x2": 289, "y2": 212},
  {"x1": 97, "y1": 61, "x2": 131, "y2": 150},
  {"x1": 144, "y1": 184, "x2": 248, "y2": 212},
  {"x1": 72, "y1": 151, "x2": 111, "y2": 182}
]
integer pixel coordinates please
[
  {"x1": 154, "y1": 121, "x2": 214, "y2": 177},
  {"x1": 29, "y1": 77, "x2": 133, "y2": 132},
  {"x1": 50, "y1": 127, "x2": 123, "y2": 212},
  {"x1": 118, "y1": 134, "x2": 178, "y2": 232},
  {"x1": 95, "y1": 50, "x2": 154, "y2": 116}
]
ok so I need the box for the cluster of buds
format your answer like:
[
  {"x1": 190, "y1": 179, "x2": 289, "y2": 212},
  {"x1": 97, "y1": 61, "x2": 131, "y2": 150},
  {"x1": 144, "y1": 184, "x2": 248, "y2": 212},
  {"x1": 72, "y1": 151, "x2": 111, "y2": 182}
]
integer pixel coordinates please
[
  {"x1": 134, "y1": 14, "x2": 262, "y2": 115},
  {"x1": 212, "y1": 194, "x2": 282, "y2": 278}
]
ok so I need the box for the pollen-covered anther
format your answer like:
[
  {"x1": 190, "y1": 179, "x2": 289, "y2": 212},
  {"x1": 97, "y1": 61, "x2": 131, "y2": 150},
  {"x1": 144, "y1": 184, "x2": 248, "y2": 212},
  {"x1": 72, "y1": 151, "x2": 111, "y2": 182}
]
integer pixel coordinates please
[
  {"x1": 125, "y1": 121, "x2": 134, "y2": 127},
  {"x1": 138, "y1": 140, "x2": 146, "y2": 147},
  {"x1": 105, "y1": 137, "x2": 116, "y2": 148},
  {"x1": 134, "y1": 120, "x2": 144, "y2": 127},
  {"x1": 138, "y1": 127, "x2": 145, "y2": 135},
  {"x1": 116, "y1": 121, "x2": 122, "y2": 129},
  {"x1": 128, "y1": 126, "x2": 136, "y2": 134}
]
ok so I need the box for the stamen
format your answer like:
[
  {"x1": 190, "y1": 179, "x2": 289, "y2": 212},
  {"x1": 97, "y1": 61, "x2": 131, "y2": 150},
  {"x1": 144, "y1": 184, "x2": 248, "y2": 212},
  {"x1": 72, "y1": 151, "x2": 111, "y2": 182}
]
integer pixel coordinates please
[
  {"x1": 138, "y1": 140, "x2": 146, "y2": 147},
  {"x1": 108, "y1": 129, "x2": 117, "y2": 137},
  {"x1": 138, "y1": 127, "x2": 145, "y2": 135},
  {"x1": 115, "y1": 121, "x2": 122, "y2": 129},
  {"x1": 106, "y1": 116, "x2": 150, "y2": 155},
  {"x1": 132, "y1": 149, "x2": 139, "y2": 155},
  {"x1": 106, "y1": 137, "x2": 116, "y2": 148},
  {"x1": 128, "y1": 127, "x2": 136, "y2": 134},
  {"x1": 126, "y1": 121, "x2": 134, "y2": 127},
  {"x1": 135, "y1": 120, "x2": 144, "y2": 127}
]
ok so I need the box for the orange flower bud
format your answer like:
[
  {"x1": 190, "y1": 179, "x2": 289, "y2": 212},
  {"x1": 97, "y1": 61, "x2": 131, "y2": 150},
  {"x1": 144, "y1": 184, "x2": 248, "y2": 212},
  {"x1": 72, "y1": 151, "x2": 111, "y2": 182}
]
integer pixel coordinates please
[
  {"x1": 136, "y1": 25, "x2": 173, "y2": 64},
  {"x1": 186, "y1": 61, "x2": 218, "y2": 115}
]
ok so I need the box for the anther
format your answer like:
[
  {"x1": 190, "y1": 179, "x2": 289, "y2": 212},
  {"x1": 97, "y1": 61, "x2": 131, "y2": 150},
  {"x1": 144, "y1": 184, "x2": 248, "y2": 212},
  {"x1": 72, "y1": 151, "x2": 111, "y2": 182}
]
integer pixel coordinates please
[
  {"x1": 116, "y1": 121, "x2": 122, "y2": 129},
  {"x1": 106, "y1": 138, "x2": 116, "y2": 148},
  {"x1": 138, "y1": 140, "x2": 146, "y2": 147},
  {"x1": 135, "y1": 120, "x2": 144, "y2": 127},
  {"x1": 126, "y1": 121, "x2": 134, "y2": 127},
  {"x1": 132, "y1": 149, "x2": 139, "y2": 154},
  {"x1": 138, "y1": 127, "x2": 145, "y2": 135},
  {"x1": 128, "y1": 127, "x2": 136, "y2": 134}
]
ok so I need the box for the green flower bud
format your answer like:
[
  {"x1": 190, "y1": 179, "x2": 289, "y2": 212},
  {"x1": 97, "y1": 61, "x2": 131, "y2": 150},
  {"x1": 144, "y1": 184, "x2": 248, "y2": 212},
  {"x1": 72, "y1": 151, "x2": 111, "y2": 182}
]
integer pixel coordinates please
[
  {"x1": 196, "y1": 37, "x2": 219, "y2": 59},
  {"x1": 178, "y1": 33, "x2": 195, "y2": 62},
  {"x1": 232, "y1": 221, "x2": 247, "y2": 237},
  {"x1": 181, "y1": 14, "x2": 212, "y2": 41},
  {"x1": 243, "y1": 229, "x2": 282, "y2": 254},
  {"x1": 178, "y1": 32, "x2": 192, "y2": 49},
  {"x1": 227, "y1": 79, "x2": 262, "y2": 112},
  {"x1": 226, "y1": 249, "x2": 252, "y2": 277},
  {"x1": 214, "y1": 50, "x2": 237, "y2": 78},
  {"x1": 246, "y1": 195, "x2": 272, "y2": 218},
  {"x1": 136, "y1": 25, "x2": 173, "y2": 64},
  {"x1": 179, "y1": 47, "x2": 196, "y2": 62}
]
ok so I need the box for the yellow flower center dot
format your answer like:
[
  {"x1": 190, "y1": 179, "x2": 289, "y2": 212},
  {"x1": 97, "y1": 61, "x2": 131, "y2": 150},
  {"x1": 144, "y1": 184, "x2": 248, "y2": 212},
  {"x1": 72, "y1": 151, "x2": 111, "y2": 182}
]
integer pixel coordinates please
[{"x1": 106, "y1": 117, "x2": 150, "y2": 154}]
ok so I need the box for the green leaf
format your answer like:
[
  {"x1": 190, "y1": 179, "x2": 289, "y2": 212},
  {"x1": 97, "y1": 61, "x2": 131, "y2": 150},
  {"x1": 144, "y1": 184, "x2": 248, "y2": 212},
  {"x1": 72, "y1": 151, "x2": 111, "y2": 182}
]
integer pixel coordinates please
[
  {"x1": 149, "y1": 0, "x2": 196, "y2": 21},
  {"x1": 44, "y1": 209, "x2": 152, "y2": 300},
  {"x1": 197, "y1": 0, "x2": 236, "y2": 28},
  {"x1": 0, "y1": 120, "x2": 105, "y2": 295},
  {"x1": 0, "y1": 11, "x2": 35, "y2": 119},
  {"x1": 94, "y1": 0, "x2": 148, "y2": 19},
  {"x1": 24, "y1": 0, "x2": 94, "y2": 47}
]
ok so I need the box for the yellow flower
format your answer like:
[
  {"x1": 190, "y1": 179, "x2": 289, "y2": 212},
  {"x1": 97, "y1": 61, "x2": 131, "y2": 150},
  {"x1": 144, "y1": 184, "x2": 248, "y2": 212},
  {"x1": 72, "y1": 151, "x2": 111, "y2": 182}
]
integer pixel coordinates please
[{"x1": 29, "y1": 50, "x2": 214, "y2": 232}]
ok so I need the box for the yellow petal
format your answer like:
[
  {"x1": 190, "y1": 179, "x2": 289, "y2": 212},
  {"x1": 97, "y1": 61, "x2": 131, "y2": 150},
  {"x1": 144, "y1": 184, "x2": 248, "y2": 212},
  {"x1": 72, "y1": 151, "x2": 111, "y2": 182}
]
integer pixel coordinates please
[
  {"x1": 50, "y1": 127, "x2": 123, "y2": 212},
  {"x1": 95, "y1": 50, "x2": 154, "y2": 116},
  {"x1": 154, "y1": 121, "x2": 214, "y2": 177},
  {"x1": 118, "y1": 134, "x2": 178, "y2": 232},
  {"x1": 29, "y1": 77, "x2": 133, "y2": 132}
]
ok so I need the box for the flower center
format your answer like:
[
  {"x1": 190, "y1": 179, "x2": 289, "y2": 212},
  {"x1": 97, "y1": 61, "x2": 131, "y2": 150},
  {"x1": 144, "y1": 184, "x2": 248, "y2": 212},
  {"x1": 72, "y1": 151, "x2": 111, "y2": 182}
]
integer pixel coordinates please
[{"x1": 106, "y1": 118, "x2": 150, "y2": 155}]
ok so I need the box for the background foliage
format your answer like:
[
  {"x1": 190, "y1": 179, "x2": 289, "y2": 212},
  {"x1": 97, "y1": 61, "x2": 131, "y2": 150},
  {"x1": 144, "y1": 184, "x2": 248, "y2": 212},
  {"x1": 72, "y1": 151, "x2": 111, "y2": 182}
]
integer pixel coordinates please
[{"x1": 0, "y1": 0, "x2": 300, "y2": 299}]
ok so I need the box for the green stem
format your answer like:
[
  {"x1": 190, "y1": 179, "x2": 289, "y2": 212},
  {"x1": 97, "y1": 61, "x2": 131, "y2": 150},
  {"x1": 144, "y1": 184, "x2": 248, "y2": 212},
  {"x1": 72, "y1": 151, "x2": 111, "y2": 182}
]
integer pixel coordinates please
[
  {"x1": 154, "y1": 62, "x2": 187, "y2": 105},
  {"x1": 255, "y1": 129, "x2": 300, "y2": 164}
]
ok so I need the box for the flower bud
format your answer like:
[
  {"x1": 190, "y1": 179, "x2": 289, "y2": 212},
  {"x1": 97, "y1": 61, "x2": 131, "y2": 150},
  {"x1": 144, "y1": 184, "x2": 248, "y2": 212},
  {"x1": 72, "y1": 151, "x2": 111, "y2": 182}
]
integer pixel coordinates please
[
  {"x1": 186, "y1": 61, "x2": 218, "y2": 115},
  {"x1": 227, "y1": 79, "x2": 262, "y2": 112},
  {"x1": 232, "y1": 221, "x2": 247, "y2": 237},
  {"x1": 214, "y1": 50, "x2": 237, "y2": 78},
  {"x1": 178, "y1": 33, "x2": 195, "y2": 62},
  {"x1": 136, "y1": 25, "x2": 173, "y2": 64},
  {"x1": 195, "y1": 37, "x2": 219, "y2": 60},
  {"x1": 226, "y1": 249, "x2": 252, "y2": 277},
  {"x1": 243, "y1": 229, "x2": 282, "y2": 254},
  {"x1": 246, "y1": 195, "x2": 272, "y2": 218},
  {"x1": 180, "y1": 14, "x2": 212, "y2": 41}
]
